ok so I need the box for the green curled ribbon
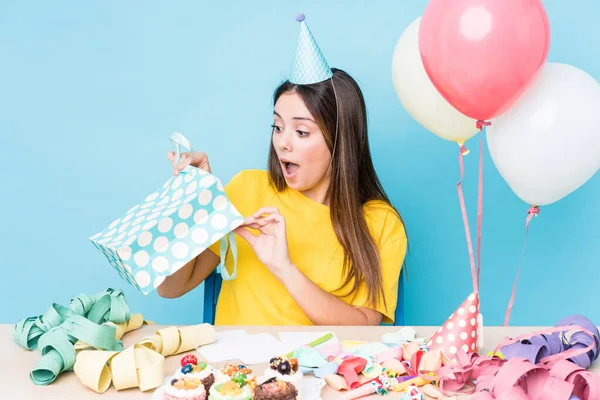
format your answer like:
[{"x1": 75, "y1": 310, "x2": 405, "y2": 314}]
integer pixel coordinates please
[
  {"x1": 32, "y1": 327, "x2": 77, "y2": 385},
  {"x1": 12, "y1": 288, "x2": 131, "y2": 385}
]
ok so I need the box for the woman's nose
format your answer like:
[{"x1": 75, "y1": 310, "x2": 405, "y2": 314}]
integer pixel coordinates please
[{"x1": 278, "y1": 130, "x2": 293, "y2": 152}]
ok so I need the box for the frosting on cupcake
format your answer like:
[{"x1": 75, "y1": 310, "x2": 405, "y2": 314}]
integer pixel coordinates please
[
  {"x1": 205, "y1": 364, "x2": 256, "y2": 400},
  {"x1": 175, "y1": 360, "x2": 215, "y2": 380},
  {"x1": 220, "y1": 364, "x2": 253, "y2": 378},
  {"x1": 164, "y1": 376, "x2": 207, "y2": 400},
  {"x1": 262, "y1": 357, "x2": 303, "y2": 397},
  {"x1": 254, "y1": 377, "x2": 298, "y2": 400},
  {"x1": 268, "y1": 357, "x2": 299, "y2": 375},
  {"x1": 208, "y1": 380, "x2": 254, "y2": 400},
  {"x1": 174, "y1": 355, "x2": 218, "y2": 394}
]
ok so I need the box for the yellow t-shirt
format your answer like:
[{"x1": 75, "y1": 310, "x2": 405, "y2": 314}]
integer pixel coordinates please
[{"x1": 208, "y1": 169, "x2": 407, "y2": 325}]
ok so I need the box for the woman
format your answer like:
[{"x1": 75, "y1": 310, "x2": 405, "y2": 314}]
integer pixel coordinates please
[{"x1": 157, "y1": 15, "x2": 407, "y2": 326}]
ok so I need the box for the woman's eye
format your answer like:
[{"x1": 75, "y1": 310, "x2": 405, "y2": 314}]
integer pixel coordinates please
[
  {"x1": 296, "y1": 130, "x2": 309, "y2": 137},
  {"x1": 271, "y1": 124, "x2": 282, "y2": 133}
]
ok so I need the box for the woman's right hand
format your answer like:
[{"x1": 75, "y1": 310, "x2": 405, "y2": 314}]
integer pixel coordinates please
[{"x1": 167, "y1": 151, "x2": 212, "y2": 175}]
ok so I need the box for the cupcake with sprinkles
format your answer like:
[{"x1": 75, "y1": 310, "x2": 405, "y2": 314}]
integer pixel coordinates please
[
  {"x1": 162, "y1": 376, "x2": 207, "y2": 400},
  {"x1": 175, "y1": 354, "x2": 217, "y2": 394},
  {"x1": 219, "y1": 363, "x2": 253, "y2": 380},
  {"x1": 208, "y1": 376, "x2": 255, "y2": 400},
  {"x1": 254, "y1": 377, "x2": 298, "y2": 400},
  {"x1": 262, "y1": 357, "x2": 303, "y2": 398}
]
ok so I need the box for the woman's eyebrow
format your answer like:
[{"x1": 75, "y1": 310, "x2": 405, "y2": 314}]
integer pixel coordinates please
[
  {"x1": 273, "y1": 111, "x2": 315, "y2": 123},
  {"x1": 293, "y1": 116, "x2": 315, "y2": 123}
]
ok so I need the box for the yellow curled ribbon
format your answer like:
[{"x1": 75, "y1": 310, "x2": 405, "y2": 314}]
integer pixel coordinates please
[{"x1": 74, "y1": 323, "x2": 216, "y2": 393}]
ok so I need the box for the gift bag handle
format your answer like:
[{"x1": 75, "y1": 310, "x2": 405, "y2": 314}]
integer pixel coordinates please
[
  {"x1": 170, "y1": 132, "x2": 237, "y2": 280},
  {"x1": 219, "y1": 232, "x2": 238, "y2": 281},
  {"x1": 169, "y1": 132, "x2": 193, "y2": 166}
]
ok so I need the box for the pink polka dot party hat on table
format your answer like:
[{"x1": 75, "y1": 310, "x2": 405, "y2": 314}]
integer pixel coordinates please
[
  {"x1": 424, "y1": 131, "x2": 486, "y2": 364},
  {"x1": 426, "y1": 292, "x2": 483, "y2": 364}
]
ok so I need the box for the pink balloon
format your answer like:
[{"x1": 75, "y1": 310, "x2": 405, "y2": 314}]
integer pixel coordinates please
[{"x1": 419, "y1": 0, "x2": 550, "y2": 121}]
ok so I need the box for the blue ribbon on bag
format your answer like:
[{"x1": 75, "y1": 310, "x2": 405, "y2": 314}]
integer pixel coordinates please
[
  {"x1": 169, "y1": 131, "x2": 194, "y2": 171},
  {"x1": 169, "y1": 132, "x2": 238, "y2": 281},
  {"x1": 219, "y1": 232, "x2": 238, "y2": 281}
]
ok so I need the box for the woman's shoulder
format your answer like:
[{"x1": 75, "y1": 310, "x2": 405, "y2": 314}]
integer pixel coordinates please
[
  {"x1": 363, "y1": 200, "x2": 406, "y2": 241},
  {"x1": 363, "y1": 199, "x2": 397, "y2": 217},
  {"x1": 224, "y1": 169, "x2": 274, "y2": 201},
  {"x1": 227, "y1": 169, "x2": 271, "y2": 189},
  {"x1": 222, "y1": 169, "x2": 274, "y2": 214}
]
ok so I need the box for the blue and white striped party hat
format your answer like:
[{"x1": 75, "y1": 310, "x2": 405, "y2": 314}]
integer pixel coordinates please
[{"x1": 289, "y1": 13, "x2": 333, "y2": 85}]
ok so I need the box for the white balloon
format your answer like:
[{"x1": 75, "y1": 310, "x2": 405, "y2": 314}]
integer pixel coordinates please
[
  {"x1": 392, "y1": 17, "x2": 479, "y2": 143},
  {"x1": 487, "y1": 62, "x2": 600, "y2": 206}
]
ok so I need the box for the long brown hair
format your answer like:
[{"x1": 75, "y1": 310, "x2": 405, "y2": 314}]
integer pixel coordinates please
[{"x1": 267, "y1": 68, "x2": 407, "y2": 312}]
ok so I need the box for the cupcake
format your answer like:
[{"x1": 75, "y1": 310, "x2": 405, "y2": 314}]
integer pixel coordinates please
[
  {"x1": 220, "y1": 363, "x2": 253, "y2": 380},
  {"x1": 175, "y1": 354, "x2": 217, "y2": 394},
  {"x1": 254, "y1": 377, "x2": 298, "y2": 400},
  {"x1": 208, "y1": 379, "x2": 254, "y2": 400},
  {"x1": 262, "y1": 357, "x2": 303, "y2": 398},
  {"x1": 163, "y1": 376, "x2": 207, "y2": 400}
]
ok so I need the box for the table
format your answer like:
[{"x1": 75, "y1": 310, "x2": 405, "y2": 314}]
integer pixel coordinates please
[{"x1": 3, "y1": 324, "x2": 596, "y2": 399}]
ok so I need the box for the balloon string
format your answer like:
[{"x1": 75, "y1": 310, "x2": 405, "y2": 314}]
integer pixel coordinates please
[
  {"x1": 476, "y1": 124, "x2": 486, "y2": 287},
  {"x1": 503, "y1": 206, "x2": 540, "y2": 326},
  {"x1": 456, "y1": 120, "x2": 488, "y2": 294},
  {"x1": 457, "y1": 144, "x2": 478, "y2": 293}
]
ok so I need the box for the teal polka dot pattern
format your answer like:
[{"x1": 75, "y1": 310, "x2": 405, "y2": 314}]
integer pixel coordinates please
[{"x1": 90, "y1": 166, "x2": 243, "y2": 294}]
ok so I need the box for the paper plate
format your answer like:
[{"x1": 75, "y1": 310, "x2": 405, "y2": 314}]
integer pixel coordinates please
[{"x1": 151, "y1": 376, "x2": 175, "y2": 400}]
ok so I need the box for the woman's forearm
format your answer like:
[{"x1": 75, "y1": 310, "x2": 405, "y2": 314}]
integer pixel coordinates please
[
  {"x1": 276, "y1": 262, "x2": 380, "y2": 326},
  {"x1": 157, "y1": 249, "x2": 220, "y2": 298}
]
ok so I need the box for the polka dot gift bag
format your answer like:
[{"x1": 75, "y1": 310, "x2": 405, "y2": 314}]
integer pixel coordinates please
[{"x1": 89, "y1": 132, "x2": 244, "y2": 294}]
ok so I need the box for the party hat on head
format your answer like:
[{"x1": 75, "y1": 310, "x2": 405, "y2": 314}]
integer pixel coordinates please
[{"x1": 289, "y1": 13, "x2": 333, "y2": 85}]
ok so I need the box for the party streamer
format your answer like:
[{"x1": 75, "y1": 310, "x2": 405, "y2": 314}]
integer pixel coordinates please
[
  {"x1": 437, "y1": 315, "x2": 600, "y2": 399},
  {"x1": 12, "y1": 288, "x2": 141, "y2": 385}
]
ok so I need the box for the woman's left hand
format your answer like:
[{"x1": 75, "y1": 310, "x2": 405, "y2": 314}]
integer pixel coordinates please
[{"x1": 233, "y1": 207, "x2": 294, "y2": 279}]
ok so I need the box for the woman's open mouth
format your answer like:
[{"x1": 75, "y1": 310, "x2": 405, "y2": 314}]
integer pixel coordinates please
[{"x1": 281, "y1": 160, "x2": 299, "y2": 178}]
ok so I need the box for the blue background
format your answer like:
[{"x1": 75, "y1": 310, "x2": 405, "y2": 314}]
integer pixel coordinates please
[{"x1": 1, "y1": 0, "x2": 599, "y2": 326}]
